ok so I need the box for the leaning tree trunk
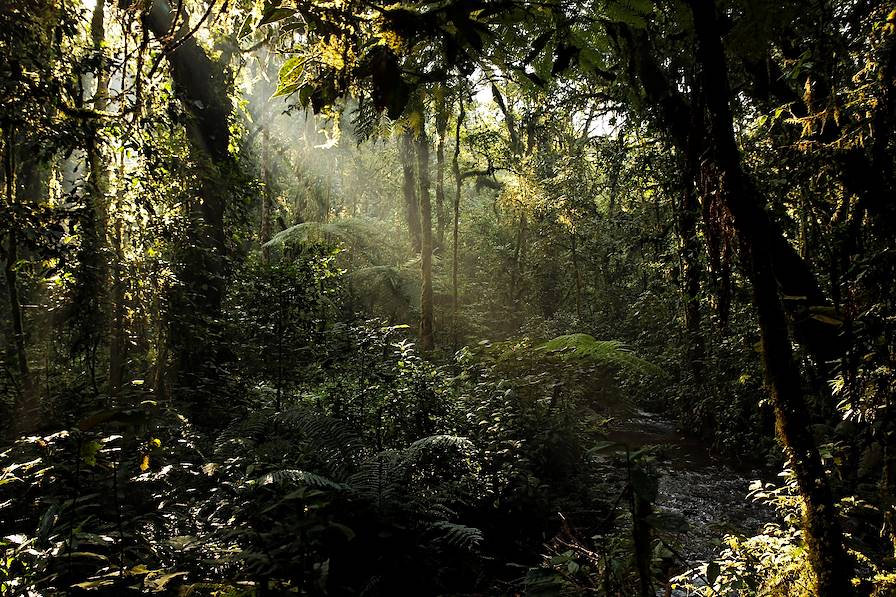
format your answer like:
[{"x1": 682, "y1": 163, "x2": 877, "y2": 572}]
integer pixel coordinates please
[
  {"x1": 690, "y1": 1, "x2": 853, "y2": 593},
  {"x1": 615, "y1": 22, "x2": 845, "y2": 371},
  {"x1": 415, "y1": 116, "x2": 435, "y2": 352}
]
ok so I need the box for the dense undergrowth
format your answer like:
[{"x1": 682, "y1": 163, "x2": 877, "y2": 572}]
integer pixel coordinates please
[
  {"x1": 0, "y1": 316, "x2": 648, "y2": 595},
  {"x1": 2, "y1": 248, "x2": 894, "y2": 596}
]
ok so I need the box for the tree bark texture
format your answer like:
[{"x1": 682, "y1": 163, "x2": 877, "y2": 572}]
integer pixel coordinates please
[{"x1": 452, "y1": 98, "x2": 464, "y2": 348}]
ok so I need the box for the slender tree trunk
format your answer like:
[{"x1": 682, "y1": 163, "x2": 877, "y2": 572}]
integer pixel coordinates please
[
  {"x1": 690, "y1": 2, "x2": 853, "y2": 593},
  {"x1": 261, "y1": 126, "x2": 272, "y2": 264},
  {"x1": 435, "y1": 89, "x2": 448, "y2": 249},
  {"x1": 509, "y1": 212, "x2": 528, "y2": 308},
  {"x1": 400, "y1": 130, "x2": 422, "y2": 252},
  {"x1": 416, "y1": 118, "x2": 435, "y2": 352},
  {"x1": 571, "y1": 230, "x2": 582, "y2": 320},
  {"x1": 76, "y1": 0, "x2": 111, "y2": 388},
  {"x1": 108, "y1": 217, "x2": 125, "y2": 395},
  {"x1": 452, "y1": 99, "x2": 464, "y2": 348}
]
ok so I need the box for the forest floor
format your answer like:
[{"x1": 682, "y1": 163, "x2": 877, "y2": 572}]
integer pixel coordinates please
[{"x1": 606, "y1": 409, "x2": 775, "y2": 589}]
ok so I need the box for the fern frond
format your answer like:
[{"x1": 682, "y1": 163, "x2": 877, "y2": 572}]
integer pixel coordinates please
[
  {"x1": 428, "y1": 521, "x2": 484, "y2": 553},
  {"x1": 537, "y1": 334, "x2": 666, "y2": 377},
  {"x1": 275, "y1": 406, "x2": 365, "y2": 479},
  {"x1": 215, "y1": 409, "x2": 276, "y2": 457},
  {"x1": 401, "y1": 435, "x2": 475, "y2": 464},
  {"x1": 257, "y1": 469, "x2": 347, "y2": 491},
  {"x1": 347, "y1": 454, "x2": 405, "y2": 511}
]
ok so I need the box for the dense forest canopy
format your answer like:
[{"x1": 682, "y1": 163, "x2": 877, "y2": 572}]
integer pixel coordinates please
[{"x1": 1, "y1": 0, "x2": 896, "y2": 595}]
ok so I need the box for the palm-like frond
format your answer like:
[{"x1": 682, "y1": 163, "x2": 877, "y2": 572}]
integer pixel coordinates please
[
  {"x1": 428, "y1": 521, "x2": 484, "y2": 553},
  {"x1": 264, "y1": 217, "x2": 394, "y2": 264},
  {"x1": 537, "y1": 333, "x2": 666, "y2": 377},
  {"x1": 257, "y1": 469, "x2": 347, "y2": 491}
]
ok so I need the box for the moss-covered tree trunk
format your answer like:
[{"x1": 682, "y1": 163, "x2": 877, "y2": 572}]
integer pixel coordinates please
[
  {"x1": 76, "y1": 0, "x2": 110, "y2": 390},
  {"x1": 135, "y1": 0, "x2": 234, "y2": 410},
  {"x1": 690, "y1": 1, "x2": 853, "y2": 593},
  {"x1": 434, "y1": 88, "x2": 449, "y2": 250}
]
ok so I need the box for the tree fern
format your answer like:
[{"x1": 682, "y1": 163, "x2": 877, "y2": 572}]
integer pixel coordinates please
[
  {"x1": 264, "y1": 217, "x2": 395, "y2": 264},
  {"x1": 349, "y1": 265, "x2": 418, "y2": 316}
]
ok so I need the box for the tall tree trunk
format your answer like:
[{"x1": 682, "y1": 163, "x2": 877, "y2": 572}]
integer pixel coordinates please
[
  {"x1": 103, "y1": 2, "x2": 124, "y2": 396},
  {"x1": 76, "y1": 0, "x2": 111, "y2": 388},
  {"x1": 261, "y1": 126, "x2": 272, "y2": 264},
  {"x1": 679, "y1": 99, "x2": 706, "y2": 383},
  {"x1": 690, "y1": 1, "x2": 853, "y2": 593},
  {"x1": 3, "y1": 126, "x2": 36, "y2": 434},
  {"x1": 400, "y1": 130, "x2": 422, "y2": 252},
  {"x1": 131, "y1": 0, "x2": 234, "y2": 407},
  {"x1": 108, "y1": 216, "x2": 125, "y2": 395},
  {"x1": 434, "y1": 89, "x2": 448, "y2": 249},
  {"x1": 452, "y1": 99, "x2": 464, "y2": 348},
  {"x1": 678, "y1": 180, "x2": 705, "y2": 383},
  {"x1": 509, "y1": 212, "x2": 528, "y2": 310},
  {"x1": 571, "y1": 230, "x2": 582, "y2": 320},
  {"x1": 415, "y1": 117, "x2": 435, "y2": 352}
]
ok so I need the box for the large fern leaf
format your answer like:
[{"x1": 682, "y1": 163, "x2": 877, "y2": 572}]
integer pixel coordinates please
[
  {"x1": 257, "y1": 469, "x2": 347, "y2": 491},
  {"x1": 537, "y1": 334, "x2": 666, "y2": 377},
  {"x1": 264, "y1": 217, "x2": 394, "y2": 263},
  {"x1": 275, "y1": 406, "x2": 365, "y2": 479},
  {"x1": 401, "y1": 435, "x2": 476, "y2": 464},
  {"x1": 428, "y1": 521, "x2": 484, "y2": 553}
]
